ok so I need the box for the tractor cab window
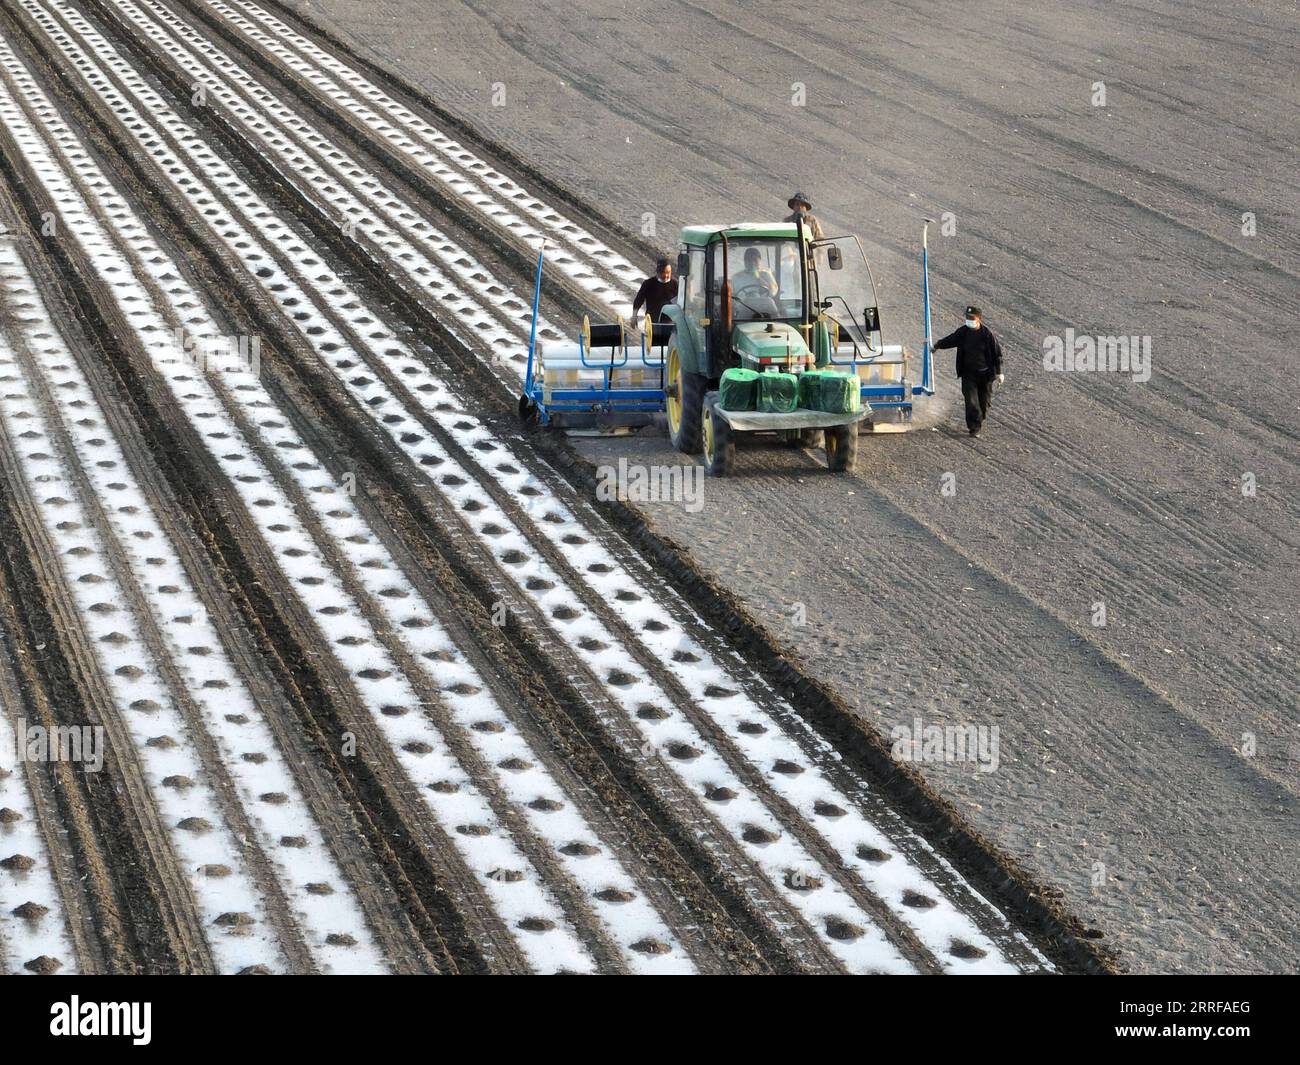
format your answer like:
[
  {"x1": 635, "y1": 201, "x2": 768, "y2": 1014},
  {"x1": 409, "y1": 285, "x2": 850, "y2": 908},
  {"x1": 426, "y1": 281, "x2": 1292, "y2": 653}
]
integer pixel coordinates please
[
  {"x1": 776, "y1": 243, "x2": 803, "y2": 302},
  {"x1": 710, "y1": 238, "x2": 803, "y2": 322},
  {"x1": 681, "y1": 244, "x2": 706, "y2": 323},
  {"x1": 811, "y1": 235, "x2": 880, "y2": 353}
]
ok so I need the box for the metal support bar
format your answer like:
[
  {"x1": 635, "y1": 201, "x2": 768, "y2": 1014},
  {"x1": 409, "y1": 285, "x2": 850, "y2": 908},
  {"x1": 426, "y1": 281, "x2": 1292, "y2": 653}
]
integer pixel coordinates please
[{"x1": 522, "y1": 240, "x2": 546, "y2": 396}]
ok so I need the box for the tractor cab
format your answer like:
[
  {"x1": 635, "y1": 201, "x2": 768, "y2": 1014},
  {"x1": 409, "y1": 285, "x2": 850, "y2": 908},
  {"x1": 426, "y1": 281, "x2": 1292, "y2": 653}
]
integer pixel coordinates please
[
  {"x1": 668, "y1": 224, "x2": 900, "y2": 380},
  {"x1": 673, "y1": 224, "x2": 814, "y2": 379}
]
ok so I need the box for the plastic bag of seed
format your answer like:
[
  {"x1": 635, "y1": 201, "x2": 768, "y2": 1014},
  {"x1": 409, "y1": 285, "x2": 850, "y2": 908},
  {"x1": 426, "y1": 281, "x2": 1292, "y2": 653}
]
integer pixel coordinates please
[
  {"x1": 718, "y1": 367, "x2": 759, "y2": 410},
  {"x1": 757, "y1": 371, "x2": 799, "y2": 413}
]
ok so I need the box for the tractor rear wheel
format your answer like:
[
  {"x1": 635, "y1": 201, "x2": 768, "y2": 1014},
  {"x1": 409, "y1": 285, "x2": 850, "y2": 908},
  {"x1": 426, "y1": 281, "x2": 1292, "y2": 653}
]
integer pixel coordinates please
[
  {"x1": 702, "y1": 396, "x2": 735, "y2": 476},
  {"x1": 825, "y1": 423, "x2": 858, "y2": 472},
  {"x1": 666, "y1": 346, "x2": 705, "y2": 454}
]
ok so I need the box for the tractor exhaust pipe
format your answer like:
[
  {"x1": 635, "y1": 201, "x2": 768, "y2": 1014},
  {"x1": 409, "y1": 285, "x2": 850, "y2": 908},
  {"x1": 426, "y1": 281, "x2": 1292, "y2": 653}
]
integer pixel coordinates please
[
  {"x1": 796, "y1": 214, "x2": 810, "y2": 342},
  {"x1": 718, "y1": 231, "x2": 733, "y2": 337}
]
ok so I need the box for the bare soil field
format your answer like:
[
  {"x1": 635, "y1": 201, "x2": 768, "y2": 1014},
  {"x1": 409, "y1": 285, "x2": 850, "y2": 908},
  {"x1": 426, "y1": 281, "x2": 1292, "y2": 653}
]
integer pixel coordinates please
[
  {"x1": 2, "y1": 0, "x2": 1135, "y2": 974},
  {"x1": 284, "y1": 0, "x2": 1299, "y2": 973}
]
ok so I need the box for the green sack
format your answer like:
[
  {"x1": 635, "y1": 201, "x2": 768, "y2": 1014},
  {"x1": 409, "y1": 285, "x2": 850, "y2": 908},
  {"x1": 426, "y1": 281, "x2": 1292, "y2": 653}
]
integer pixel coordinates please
[
  {"x1": 718, "y1": 367, "x2": 758, "y2": 411},
  {"x1": 798, "y1": 370, "x2": 860, "y2": 413},
  {"x1": 757, "y1": 371, "x2": 799, "y2": 413},
  {"x1": 797, "y1": 370, "x2": 827, "y2": 409}
]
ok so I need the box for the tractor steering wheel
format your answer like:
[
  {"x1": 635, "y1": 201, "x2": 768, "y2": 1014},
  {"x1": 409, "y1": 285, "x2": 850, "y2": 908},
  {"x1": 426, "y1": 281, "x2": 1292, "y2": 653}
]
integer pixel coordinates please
[{"x1": 733, "y1": 282, "x2": 780, "y2": 319}]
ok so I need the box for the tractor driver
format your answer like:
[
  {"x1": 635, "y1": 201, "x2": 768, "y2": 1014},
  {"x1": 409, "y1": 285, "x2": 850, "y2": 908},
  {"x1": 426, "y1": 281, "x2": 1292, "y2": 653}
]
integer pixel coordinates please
[
  {"x1": 730, "y1": 247, "x2": 780, "y2": 318},
  {"x1": 730, "y1": 246, "x2": 780, "y2": 318}
]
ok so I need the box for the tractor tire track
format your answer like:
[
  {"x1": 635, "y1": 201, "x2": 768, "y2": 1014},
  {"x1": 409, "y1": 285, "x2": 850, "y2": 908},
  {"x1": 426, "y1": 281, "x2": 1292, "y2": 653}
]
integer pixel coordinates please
[{"x1": 0, "y1": 617, "x2": 82, "y2": 975}]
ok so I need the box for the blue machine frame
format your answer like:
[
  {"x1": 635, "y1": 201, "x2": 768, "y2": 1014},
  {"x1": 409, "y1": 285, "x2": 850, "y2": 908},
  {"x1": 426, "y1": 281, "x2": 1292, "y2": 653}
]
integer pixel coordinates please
[{"x1": 519, "y1": 242, "x2": 668, "y2": 424}]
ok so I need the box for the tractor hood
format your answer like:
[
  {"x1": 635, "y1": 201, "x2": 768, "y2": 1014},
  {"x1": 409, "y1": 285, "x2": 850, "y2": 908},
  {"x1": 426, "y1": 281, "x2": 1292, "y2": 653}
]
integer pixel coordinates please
[{"x1": 732, "y1": 321, "x2": 810, "y2": 364}]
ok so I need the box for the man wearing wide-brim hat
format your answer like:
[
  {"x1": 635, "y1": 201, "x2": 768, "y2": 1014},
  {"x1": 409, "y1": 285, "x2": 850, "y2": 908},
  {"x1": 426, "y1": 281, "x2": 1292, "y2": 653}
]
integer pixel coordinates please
[{"x1": 785, "y1": 191, "x2": 825, "y2": 240}]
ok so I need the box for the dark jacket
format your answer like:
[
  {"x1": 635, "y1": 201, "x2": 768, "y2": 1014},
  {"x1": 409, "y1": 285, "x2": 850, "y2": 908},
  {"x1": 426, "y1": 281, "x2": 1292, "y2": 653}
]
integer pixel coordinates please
[
  {"x1": 933, "y1": 324, "x2": 1003, "y2": 381},
  {"x1": 632, "y1": 276, "x2": 679, "y2": 322}
]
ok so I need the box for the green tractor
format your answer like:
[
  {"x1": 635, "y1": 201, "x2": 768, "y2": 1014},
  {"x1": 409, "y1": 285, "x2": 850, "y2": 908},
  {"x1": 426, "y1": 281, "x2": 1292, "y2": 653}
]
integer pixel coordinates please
[
  {"x1": 518, "y1": 218, "x2": 933, "y2": 459},
  {"x1": 660, "y1": 220, "x2": 874, "y2": 475}
]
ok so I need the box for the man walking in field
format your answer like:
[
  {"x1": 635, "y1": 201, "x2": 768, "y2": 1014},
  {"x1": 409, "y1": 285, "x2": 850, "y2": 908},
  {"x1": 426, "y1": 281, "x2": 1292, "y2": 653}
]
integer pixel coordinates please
[{"x1": 933, "y1": 305, "x2": 1004, "y2": 436}]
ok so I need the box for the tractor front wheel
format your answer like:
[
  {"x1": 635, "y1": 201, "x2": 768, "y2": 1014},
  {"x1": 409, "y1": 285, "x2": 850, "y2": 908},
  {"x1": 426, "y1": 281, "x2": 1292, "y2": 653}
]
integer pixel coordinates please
[
  {"x1": 825, "y1": 423, "x2": 858, "y2": 473},
  {"x1": 702, "y1": 396, "x2": 735, "y2": 476},
  {"x1": 666, "y1": 346, "x2": 705, "y2": 454}
]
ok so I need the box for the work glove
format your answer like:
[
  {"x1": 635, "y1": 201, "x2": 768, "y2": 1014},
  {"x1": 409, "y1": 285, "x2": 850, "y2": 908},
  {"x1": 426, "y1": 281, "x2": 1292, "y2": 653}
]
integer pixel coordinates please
[{"x1": 996, "y1": 373, "x2": 1005, "y2": 384}]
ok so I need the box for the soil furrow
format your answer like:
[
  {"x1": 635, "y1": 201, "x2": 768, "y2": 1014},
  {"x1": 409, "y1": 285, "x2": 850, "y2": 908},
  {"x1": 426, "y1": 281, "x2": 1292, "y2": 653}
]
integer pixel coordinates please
[
  {"x1": 17, "y1": 0, "x2": 708, "y2": 970},
  {"x1": 0, "y1": 280, "x2": 210, "y2": 972},
  {"x1": 0, "y1": 33, "x2": 471, "y2": 972}
]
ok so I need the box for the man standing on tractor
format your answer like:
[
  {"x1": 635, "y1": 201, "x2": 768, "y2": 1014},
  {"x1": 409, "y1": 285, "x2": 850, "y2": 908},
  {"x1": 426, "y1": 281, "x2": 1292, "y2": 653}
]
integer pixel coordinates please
[
  {"x1": 933, "y1": 305, "x2": 1005, "y2": 437},
  {"x1": 632, "y1": 256, "x2": 679, "y2": 323},
  {"x1": 785, "y1": 191, "x2": 825, "y2": 239}
]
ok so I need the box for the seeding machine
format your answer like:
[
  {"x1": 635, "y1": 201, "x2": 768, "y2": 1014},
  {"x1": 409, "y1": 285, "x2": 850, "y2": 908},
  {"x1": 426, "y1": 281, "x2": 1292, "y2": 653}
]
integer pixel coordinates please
[{"x1": 519, "y1": 219, "x2": 939, "y2": 475}]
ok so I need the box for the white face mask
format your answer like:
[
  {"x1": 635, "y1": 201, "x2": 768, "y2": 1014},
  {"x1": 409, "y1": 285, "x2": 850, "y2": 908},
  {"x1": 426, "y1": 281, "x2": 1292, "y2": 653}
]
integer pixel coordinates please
[{"x1": 964, "y1": 318, "x2": 978, "y2": 328}]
